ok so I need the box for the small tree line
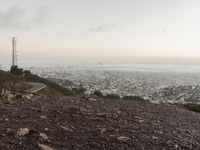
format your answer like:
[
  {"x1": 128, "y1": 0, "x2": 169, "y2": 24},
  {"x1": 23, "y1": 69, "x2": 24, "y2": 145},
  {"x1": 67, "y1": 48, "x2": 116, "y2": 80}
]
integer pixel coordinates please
[{"x1": 93, "y1": 90, "x2": 144, "y2": 101}]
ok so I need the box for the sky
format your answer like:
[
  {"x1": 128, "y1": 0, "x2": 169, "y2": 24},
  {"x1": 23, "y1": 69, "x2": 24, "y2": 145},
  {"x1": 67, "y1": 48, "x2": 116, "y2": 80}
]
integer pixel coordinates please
[{"x1": 1, "y1": 0, "x2": 200, "y2": 67}]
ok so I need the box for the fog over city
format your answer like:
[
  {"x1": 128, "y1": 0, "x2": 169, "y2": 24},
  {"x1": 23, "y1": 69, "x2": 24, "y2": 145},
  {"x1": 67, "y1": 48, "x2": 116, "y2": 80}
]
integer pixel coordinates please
[{"x1": 29, "y1": 64, "x2": 200, "y2": 104}]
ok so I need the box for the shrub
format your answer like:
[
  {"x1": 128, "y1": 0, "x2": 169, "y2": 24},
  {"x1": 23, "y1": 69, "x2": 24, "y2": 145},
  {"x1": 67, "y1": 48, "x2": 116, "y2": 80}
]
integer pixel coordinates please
[
  {"x1": 181, "y1": 103, "x2": 200, "y2": 113},
  {"x1": 93, "y1": 90, "x2": 103, "y2": 97},
  {"x1": 105, "y1": 93, "x2": 120, "y2": 99},
  {"x1": 10, "y1": 66, "x2": 23, "y2": 76},
  {"x1": 24, "y1": 70, "x2": 31, "y2": 76},
  {"x1": 73, "y1": 87, "x2": 87, "y2": 94}
]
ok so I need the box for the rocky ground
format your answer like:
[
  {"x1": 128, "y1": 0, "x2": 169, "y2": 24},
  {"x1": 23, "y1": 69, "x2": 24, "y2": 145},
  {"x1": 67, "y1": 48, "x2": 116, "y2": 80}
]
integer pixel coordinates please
[{"x1": 0, "y1": 92, "x2": 200, "y2": 150}]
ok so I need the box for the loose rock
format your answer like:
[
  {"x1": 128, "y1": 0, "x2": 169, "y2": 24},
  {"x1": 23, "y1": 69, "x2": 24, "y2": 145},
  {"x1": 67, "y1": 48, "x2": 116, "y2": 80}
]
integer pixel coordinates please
[
  {"x1": 100, "y1": 128, "x2": 107, "y2": 135},
  {"x1": 17, "y1": 128, "x2": 29, "y2": 137},
  {"x1": 38, "y1": 144, "x2": 54, "y2": 150},
  {"x1": 117, "y1": 136, "x2": 131, "y2": 143},
  {"x1": 40, "y1": 133, "x2": 49, "y2": 140}
]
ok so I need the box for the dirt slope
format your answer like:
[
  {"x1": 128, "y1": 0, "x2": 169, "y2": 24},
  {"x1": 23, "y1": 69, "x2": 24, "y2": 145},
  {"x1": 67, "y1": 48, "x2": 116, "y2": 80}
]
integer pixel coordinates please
[
  {"x1": 0, "y1": 96, "x2": 199, "y2": 150},
  {"x1": 0, "y1": 70, "x2": 30, "y2": 91}
]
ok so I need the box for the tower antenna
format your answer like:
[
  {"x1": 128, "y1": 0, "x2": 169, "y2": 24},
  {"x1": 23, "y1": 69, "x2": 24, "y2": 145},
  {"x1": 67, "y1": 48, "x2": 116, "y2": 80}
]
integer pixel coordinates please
[{"x1": 12, "y1": 37, "x2": 17, "y2": 67}]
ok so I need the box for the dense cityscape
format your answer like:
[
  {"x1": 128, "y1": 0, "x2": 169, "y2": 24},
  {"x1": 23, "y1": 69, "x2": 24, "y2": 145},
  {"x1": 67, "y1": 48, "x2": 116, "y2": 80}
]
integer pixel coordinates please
[{"x1": 30, "y1": 65, "x2": 200, "y2": 104}]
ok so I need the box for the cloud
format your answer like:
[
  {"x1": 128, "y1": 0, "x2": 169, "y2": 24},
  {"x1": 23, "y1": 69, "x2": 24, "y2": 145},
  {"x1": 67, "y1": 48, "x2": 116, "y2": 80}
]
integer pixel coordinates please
[
  {"x1": 0, "y1": 6, "x2": 25, "y2": 28},
  {"x1": 162, "y1": 29, "x2": 167, "y2": 35},
  {"x1": 88, "y1": 23, "x2": 117, "y2": 33},
  {"x1": 0, "y1": 6, "x2": 49, "y2": 29},
  {"x1": 32, "y1": 6, "x2": 49, "y2": 24}
]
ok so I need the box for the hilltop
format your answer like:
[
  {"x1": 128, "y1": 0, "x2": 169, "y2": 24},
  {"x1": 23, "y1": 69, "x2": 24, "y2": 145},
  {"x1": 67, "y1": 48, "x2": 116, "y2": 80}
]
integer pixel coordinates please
[{"x1": 0, "y1": 95, "x2": 199, "y2": 150}]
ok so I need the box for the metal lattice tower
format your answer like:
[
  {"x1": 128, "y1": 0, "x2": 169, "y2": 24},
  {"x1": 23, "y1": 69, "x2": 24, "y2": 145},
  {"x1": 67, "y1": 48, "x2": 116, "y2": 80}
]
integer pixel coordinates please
[{"x1": 12, "y1": 37, "x2": 17, "y2": 67}]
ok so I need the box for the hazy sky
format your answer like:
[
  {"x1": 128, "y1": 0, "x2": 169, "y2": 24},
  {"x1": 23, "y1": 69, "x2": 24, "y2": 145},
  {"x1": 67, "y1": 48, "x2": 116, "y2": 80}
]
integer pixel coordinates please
[{"x1": 1, "y1": 0, "x2": 200, "y2": 66}]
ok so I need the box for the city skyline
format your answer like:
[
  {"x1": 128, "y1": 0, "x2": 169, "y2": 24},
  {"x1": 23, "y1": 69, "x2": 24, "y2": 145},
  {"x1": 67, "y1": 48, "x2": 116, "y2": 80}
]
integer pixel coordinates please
[{"x1": 1, "y1": 0, "x2": 200, "y2": 66}]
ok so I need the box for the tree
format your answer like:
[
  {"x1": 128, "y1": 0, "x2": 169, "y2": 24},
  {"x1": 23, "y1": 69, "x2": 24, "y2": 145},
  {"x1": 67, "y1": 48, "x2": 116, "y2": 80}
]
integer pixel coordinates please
[
  {"x1": 10, "y1": 66, "x2": 23, "y2": 76},
  {"x1": 24, "y1": 70, "x2": 31, "y2": 76}
]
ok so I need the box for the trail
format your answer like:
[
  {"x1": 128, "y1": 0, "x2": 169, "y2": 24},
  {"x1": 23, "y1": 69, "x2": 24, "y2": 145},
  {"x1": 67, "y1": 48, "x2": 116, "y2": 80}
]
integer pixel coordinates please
[{"x1": 24, "y1": 82, "x2": 46, "y2": 93}]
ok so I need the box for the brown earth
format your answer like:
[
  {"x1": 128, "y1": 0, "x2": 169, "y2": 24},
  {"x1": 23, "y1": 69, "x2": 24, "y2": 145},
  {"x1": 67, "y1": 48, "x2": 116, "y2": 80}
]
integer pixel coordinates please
[{"x1": 0, "y1": 95, "x2": 199, "y2": 150}]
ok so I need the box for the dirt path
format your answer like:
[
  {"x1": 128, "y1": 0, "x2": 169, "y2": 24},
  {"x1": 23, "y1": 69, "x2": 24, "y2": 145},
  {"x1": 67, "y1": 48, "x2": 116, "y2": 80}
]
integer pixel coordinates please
[{"x1": 0, "y1": 96, "x2": 199, "y2": 150}]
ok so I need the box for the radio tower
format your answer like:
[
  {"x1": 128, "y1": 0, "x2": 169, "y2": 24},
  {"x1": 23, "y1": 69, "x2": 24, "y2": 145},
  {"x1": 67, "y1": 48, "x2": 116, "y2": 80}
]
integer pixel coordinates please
[{"x1": 12, "y1": 37, "x2": 17, "y2": 67}]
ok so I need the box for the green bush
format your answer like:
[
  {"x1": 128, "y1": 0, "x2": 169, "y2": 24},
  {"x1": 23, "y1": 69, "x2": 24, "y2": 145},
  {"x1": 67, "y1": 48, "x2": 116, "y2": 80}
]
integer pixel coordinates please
[
  {"x1": 10, "y1": 66, "x2": 23, "y2": 76},
  {"x1": 105, "y1": 93, "x2": 120, "y2": 99},
  {"x1": 93, "y1": 91, "x2": 120, "y2": 99},
  {"x1": 93, "y1": 90, "x2": 103, "y2": 97},
  {"x1": 24, "y1": 70, "x2": 31, "y2": 76},
  {"x1": 181, "y1": 103, "x2": 200, "y2": 113},
  {"x1": 72, "y1": 87, "x2": 86, "y2": 94}
]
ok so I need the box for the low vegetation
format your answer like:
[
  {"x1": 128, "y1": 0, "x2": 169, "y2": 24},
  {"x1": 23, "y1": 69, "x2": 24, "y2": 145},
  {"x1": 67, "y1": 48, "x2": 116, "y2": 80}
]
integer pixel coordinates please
[
  {"x1": 93, "y1": 90, "x2": 120, "y2": 99},
  {"x1": 175, "y1": 103, "x2": 200, "y2": 113},
  {"x1": 0, "y1": 70, "x2": 30, "y2": 91},
  {"x1": 123, "y1": 95, "x2": 145, "y2": 101},
  {"x1": 105, "y1": 93, "x2": 121, "y2": 99},
  {"x1": 93, "y1": 90, "x2": 145, "y2": 101},
  {"x1": 24, "y1": 73, "x2": 79, "y2": 96},
  {"x1": 0, "y1": 70, "x2": 81, "y2": 96},
  {"x1": 93, "y1": 90, "x2": 104, "y2": 97},
  {"x1": 10, "y1": 66, "x2": 24, "y2": 76},
  {"x1": 0, "y1": 70, "x2": 20, "y2": 83},
  {"x1": 48, "y1": 78, "x2": 75, "y2": 87}
]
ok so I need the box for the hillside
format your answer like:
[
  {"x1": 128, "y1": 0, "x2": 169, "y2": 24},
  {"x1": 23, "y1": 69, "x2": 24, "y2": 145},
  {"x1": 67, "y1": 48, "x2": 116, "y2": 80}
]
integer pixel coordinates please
[
  {"x1": 0, "y1": 70, "x2": 30, "y2": 91},
  {"x1": 0, "y1": 95, "x2": 199, "y2": 150},
  {"x1": 24, "y1": 74, "x2": 78, "y2": 96},
  {"x1": 0, "y1": 70, "x2": 18, "y2": 83},
  {"x1": 0, "y1": 70, "x2": 78, "y2": 96}
]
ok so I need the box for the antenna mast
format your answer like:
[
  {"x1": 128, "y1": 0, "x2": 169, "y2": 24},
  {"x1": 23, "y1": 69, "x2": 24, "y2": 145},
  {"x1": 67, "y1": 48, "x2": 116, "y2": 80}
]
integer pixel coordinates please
[{"x1": 12, "y1": 37, "x2": 17, "y2": 67}]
